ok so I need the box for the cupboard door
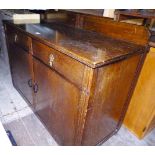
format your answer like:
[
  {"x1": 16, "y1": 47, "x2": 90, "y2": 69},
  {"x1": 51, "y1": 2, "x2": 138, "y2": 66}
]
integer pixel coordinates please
[
  {"x1": 33, "y1": 58, "x2": 81, "y2": 145},
  {"x1": 9, "y1": 44, "x2": 33, "y2": 104}
]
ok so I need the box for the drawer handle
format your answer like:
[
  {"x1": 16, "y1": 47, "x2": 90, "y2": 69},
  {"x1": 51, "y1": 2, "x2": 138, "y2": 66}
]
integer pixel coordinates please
[
  {"x1": 28, "y1": 79, "x2": 33, "y2": 87},
  {"x1": 4, "y1": 25, "x2": 7, "y2": 31},
  {"x1": 14, "y1": 34, "x2": 18, "y2": 42},
  {"x1": 49, "y1": 54, "x2": 54, "y2": 67},
  {"x1": 33, "y1": 83, "x2": 39, "y2": 93}
]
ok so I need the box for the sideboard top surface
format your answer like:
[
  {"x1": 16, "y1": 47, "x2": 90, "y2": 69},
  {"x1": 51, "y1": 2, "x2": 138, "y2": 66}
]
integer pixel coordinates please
[{"x1": 4, "y1": 20, "x2": 147, "y2": 68}]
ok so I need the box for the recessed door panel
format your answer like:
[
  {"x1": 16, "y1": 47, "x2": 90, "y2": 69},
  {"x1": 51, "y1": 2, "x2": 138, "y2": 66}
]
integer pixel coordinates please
[
  {"x1": 33, "y1": 58, "x2": 81, "y2": 145},
  {"x1": 9, "y1": 44, "x2": 33, "y2": 104}
]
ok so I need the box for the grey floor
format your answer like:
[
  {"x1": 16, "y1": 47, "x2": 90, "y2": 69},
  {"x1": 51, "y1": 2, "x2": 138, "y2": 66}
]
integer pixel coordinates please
[{"x1": 0, "y1": 57, "x2": 155, "y2": 146}]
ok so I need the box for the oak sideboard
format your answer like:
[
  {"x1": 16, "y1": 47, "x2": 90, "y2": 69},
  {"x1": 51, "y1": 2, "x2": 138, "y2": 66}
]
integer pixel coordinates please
[{"x1": 4, "y1": 12, "x2": 149, "y2": 145}]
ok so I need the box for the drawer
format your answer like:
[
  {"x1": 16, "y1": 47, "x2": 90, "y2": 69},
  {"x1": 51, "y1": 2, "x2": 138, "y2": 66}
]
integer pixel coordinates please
[
  {"x1": 32, "y1": 39, "x2": 85, "y2": 88},
  {"x1": 4, "y1": 24, "x2": 16, "y2": 46},
  {"x1": 14, "y1": 29, "x2": 30, "y2": 51}
]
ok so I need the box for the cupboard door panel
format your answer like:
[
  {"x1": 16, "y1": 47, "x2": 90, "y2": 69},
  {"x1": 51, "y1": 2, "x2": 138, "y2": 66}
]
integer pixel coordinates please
[
  {"x1": 33, "y1": 58, "x2": 81, "y2": 145},
  {"x1": 9, "y1": 44, "x2": 33, "y2": 104}
]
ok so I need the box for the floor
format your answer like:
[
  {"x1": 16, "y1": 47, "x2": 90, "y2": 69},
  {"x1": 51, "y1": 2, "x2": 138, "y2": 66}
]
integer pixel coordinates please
[{"x1": 0, "y1": 56, "x2": 155, "y2": 146}]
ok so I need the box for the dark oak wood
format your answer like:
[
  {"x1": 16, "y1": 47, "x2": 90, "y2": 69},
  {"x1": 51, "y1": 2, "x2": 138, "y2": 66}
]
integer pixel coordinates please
[
  {"x1": 66, "y1": 10, "x2": 104, "y2": 17},
  {"x1": 114, "y1": 10, "x2": 155, "y2": 28},
  {"x1": 33, "y1": 57, "x2": 81, "y2": 145},
  {"x1": 4, "y1": 12, "x2": 149, "y2": 145},
  {"x1": 115, "y1": 10, "x2": 155, "y2": 20},
  {"x1": 4, "y1": 17, "x2": 149, "y2": 68},
  {"x1": 61, "y1": 11, "x2": 150, "y2": 46},
  {"x1": 11, "y1": 45, "x2": 33, "y2": 104},
  {"x1": 14, "y1": 29, "x2": 30, "y2": 51},
  {"x1": 32, "y1": 39, "x2": 85, "y2": 89},
  {"x1": 5, "y1": 27, "x2": 34, "y2": 105},
  {"x1": 82, "y1": 54, "x2": 145, "y2": 145}
]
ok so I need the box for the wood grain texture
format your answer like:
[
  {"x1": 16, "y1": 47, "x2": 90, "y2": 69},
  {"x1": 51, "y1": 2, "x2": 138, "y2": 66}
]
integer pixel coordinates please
[
  {"x1": 82, "y1": 15, "x2": 149, "y2": 46},
  {"x1": 5, "y1": 28, "x2": 33, "y2": 105},
  {"x1": 14, "y1": 29, "x2": 30, "y2": 51},
  {"x1": 3, "y1": 18, "x2": 148, "y2": 68},
  {"x1": 32, "y1": 39, "x2": 85, "y2": 89},
  {"x1": 33, "y1": 57, "x2": 82, "y2": 145},
  {"x1": 124, "y1": 47, "x2": 155, "y2": 139},
  {"x1": 115, "y1": 10, "x2": 155, "y2": 20},
  {"x1": 82, "y1": 54, "x2": 143, "y2": 145},
  {"x1": 4, "y1": 13, "x2": 149, "y2": 145},
  {"x1": 74, "y1": 66, "x2": 95, "y2": 145},
  {"x1": 63, "y1": 11, "x2": 149, "y2": 46},
  {"x1": 66, "y1": 9, "x2": 104, "y2": 17}
]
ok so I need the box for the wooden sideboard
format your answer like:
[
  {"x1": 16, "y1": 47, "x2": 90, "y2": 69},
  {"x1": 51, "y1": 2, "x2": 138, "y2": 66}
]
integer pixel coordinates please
[{"x1": 4, "y1": 12, "x2": 149, "y2": 145}]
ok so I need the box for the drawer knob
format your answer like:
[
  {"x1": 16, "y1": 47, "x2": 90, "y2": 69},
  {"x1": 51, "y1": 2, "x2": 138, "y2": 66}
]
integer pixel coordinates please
[
  {"x1": 49, "y1": 54, "x2": 54, "y2": 67},
  {"x1": 33, "y1": 83, "x2": 39, "y2": 93},
  {"x1": 28, "y1": 79, "x2": 33, "y2": 87}
]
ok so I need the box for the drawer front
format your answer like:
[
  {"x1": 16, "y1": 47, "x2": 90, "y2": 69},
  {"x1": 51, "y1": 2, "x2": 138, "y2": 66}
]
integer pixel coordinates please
[
  {"x1": 32, "y1": 39, "x2": 85, "y2": 88},
  {"x1": 14, "y1": 29, "x2": 30, "y2": 51},
  {"x1": 5, "y1": 24, "x2": 16, "y2": 47}
]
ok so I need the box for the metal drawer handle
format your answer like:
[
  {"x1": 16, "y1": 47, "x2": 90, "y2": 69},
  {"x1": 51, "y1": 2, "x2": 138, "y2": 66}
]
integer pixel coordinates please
[
  {"x1": 33, "y1": 83, "x2": 39, "y2": 93},
  {"x1": 4, "y1": 25, "x2": 7, "y2": 31},
  {"x1": 14, "y1": 34, "x2": 18, "y2": 42},
  {"x1": 28, "y1": 79, "x2": 33, "y2": 87},
  {"x1": 49, "y1": 54, "x2": 54, "y2": 67}
]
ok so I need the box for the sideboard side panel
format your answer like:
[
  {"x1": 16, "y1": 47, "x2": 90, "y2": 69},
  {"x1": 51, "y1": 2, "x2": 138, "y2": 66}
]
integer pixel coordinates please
[{"x1": 82, "y1": 54, "x2": 145, "y2": 145}]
